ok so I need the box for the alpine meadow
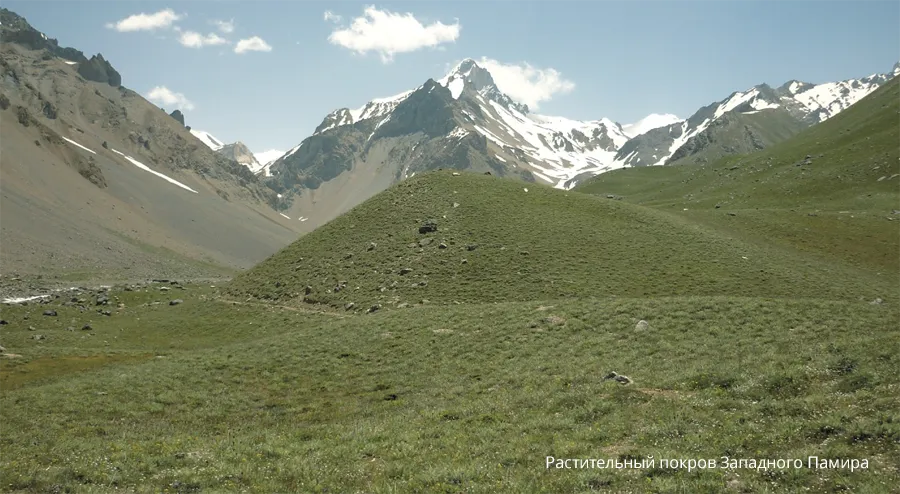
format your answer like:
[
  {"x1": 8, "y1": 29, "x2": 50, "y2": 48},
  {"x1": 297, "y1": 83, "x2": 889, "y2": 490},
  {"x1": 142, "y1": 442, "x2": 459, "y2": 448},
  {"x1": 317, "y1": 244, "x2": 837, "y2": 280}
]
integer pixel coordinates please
[{"x1": 1, "y1": 2, "x2": 898, "y2": 493}]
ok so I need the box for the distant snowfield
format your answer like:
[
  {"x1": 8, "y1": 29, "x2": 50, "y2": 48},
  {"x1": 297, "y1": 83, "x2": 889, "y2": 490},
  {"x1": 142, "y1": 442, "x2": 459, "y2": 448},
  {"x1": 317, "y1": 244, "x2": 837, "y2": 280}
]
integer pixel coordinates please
[
  {"x1": 254, "y1": 149, "x2": 285, "y2": 167},
  {"x1": 61, "y1": 136, "x2": 96, "y2": 154},
  {"x1": 189, "y1": 129, "x2": 225, "y2": 151},
  {"x1": 63, "y1": 60, "x2": 77, "y2": 65},
  {"x1": 621, "y1": 113, "x2": 682, "y2": 138},
  {"x1": 110, "y1": 149, "x2": 199, "y2": 193}
]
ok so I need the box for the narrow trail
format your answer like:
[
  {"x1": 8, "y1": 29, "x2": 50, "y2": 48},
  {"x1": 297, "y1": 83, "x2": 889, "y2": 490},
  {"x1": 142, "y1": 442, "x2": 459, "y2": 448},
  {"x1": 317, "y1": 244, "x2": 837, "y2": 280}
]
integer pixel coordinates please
[{"x1": 214, "y1": 297, "x2": 349, "y2": 318}]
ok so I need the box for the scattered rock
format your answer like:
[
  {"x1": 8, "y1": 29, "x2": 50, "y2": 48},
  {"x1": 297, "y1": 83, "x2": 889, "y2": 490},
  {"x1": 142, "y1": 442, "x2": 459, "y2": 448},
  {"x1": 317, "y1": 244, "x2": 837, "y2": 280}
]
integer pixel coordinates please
[
  {"x1": 0, "y1": 345, "x2": 5, "y2": 352},
  {"x1": 603, "y1": 372, "x2": 632, "y2": 385},
  {"x1": 305, "y1": 285, "x2": 313, "y2": 295},
  {"x1": 418, "y1": 238, "x2": 433, "y2": 247},
  {"x1": 542, "y1": 315, "x2": 566, "y2": 326},
  {"x1": 367, "y1": 242, "x2": 377, "y2": 251},
  {"x1": 452, "y1": 202, "x2": 460, "y2": 208},
  {"x1": 66, "y1": 326, "x2": 75, "y2": 331},
  {"x1": 635, "y1": 320, "x2": 650, "y2": 331},
  {"x1": 727, "y1": 213, "x2": 737, "y2": 217},
  {"x1": 0, "y1": 320, "x2": 7, "y2": 325},
  {"x1": 452, "y1": 172, "x2": 460, "y2": 176},
  {"x1": 367, "y1": 304, "x2": 381, "y2": 314},
  {"x1": 169, "y1": 299, "x2": 183, "y2": 306},
  {"x1": 31, "y1": 334, "x2": 45, "y2": 341},
  {"x1": 461, "y1": 258, "x2": 468, "y2": 264},
  {"x1": 344, "y1": 302, "x2": 356, "y2": 311},
  {"x1": 101, "y1": 310, "x2": 112, "y2": 316},
  {"x1": 715, "y1": 204, "x2": 721, "y2": 209},
  {"x1": 81, "y1": 324, "x2": 93, "y2": 331},
  {"x1": 96, "y1": 295, "x2": 109, "y2": 306},
  {"x1": 466, "y1": 244, "x2": 478, "y2": 251},
  {"x1": 870, "y1": 298, "x2": 884, "y2": 305},
  {"x1": 419, "y1": 220, "x2": 438, "y2": 234},
  {"x1": 399, "y1": 268, "x2": 413, "y2": 275},
  {"x1": 397, "y1": 302, "x2": 409, "y2": 309},
  {"x1": 159, "y1": 286, "x2": 170, "y2": 291},
  {"x1": 28, "y1": 326, "x2": 36, "y2": 331},
  {"x1": 42, "y1": 309, "x2": 57, "y2": 317},
  {"x1": 438, "y1": 242, "x2": 448, "y2": 249}
]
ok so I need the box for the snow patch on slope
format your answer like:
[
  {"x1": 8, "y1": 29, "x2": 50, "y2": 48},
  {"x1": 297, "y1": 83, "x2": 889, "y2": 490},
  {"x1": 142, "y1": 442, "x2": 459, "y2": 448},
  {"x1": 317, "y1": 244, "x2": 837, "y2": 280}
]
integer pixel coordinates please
[
  {"x1": 61, "y1": 136, "x2": 96, "y2": 154},
  {"x1": 110, "y1": 149, "x2": 199, "y2": 193},
  {"x1": 621, "y1": 113, "x2": 682, "y2": 138}
]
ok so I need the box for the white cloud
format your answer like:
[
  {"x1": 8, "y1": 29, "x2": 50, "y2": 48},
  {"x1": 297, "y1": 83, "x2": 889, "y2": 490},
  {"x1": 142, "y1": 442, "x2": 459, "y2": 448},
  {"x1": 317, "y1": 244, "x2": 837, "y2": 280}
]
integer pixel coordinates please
[
  {"x1": 106, "y1": 9, "x2": 181, "y2": 32},
  {"x1": 475, "y1": 57, "x2": 575, "y2": 109},
  {"x1": 327, "y1": 6, "x2": 460, "y2": 63},
  {"x1": 323, "y1": 11, "x2": 342, "y2": 23},
  {"x1": 179, "y1": 31, "x2": 229, "y2": 48},
  {"x1": 234, "y1": 36, "x2": 272, "y2": 54},
  {"x1": 145, "y1": 86, "x2": 195, "y2": 111},
  {"x1": 212, "y1": 19, "x2": 235, "y2": 34}
]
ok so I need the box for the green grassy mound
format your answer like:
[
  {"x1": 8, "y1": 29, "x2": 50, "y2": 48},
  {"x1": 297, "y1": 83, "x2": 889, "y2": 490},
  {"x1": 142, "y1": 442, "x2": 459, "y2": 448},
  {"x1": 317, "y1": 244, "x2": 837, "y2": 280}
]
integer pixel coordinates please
[{"x1": 227, "y1": 170, "x2": 889, "y2": 310}]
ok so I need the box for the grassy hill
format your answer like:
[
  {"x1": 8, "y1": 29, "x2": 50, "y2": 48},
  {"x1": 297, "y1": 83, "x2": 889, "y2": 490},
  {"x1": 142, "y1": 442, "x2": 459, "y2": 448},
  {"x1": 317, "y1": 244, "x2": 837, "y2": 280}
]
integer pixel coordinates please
[{"x1": 227, "y1": 170, "x2": 893, "y2": 310}]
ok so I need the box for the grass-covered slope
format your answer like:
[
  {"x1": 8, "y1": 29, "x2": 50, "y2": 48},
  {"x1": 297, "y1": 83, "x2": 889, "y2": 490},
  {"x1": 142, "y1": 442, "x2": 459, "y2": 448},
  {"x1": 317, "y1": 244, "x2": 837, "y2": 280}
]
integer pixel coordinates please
[
  {"x1": 575, "y1": 76, "x2": 900, "y2": 282},
  {"x1": 228, "y1": 170, "x2": 890, "y2": 309}
]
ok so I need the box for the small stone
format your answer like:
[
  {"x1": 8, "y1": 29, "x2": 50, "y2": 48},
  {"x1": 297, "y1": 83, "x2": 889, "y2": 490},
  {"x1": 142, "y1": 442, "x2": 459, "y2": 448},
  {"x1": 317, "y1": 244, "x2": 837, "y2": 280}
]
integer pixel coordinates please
[
  {"x1": 603, "y1": 371, "x2": 632, "y2": 385},
  {"x1": 452, "y1": 202, "x2": 460, "y2": 208},
  {"x1": 66, "y1": 326, "x2": 75, "y2": 331},
  {"x1": 305, "y1": 285, "x2": 313, "y2": 295},
  {"x1": 418, "y1": 238, "x2": 433, "y2": 247},
  {"x1": 635, "y1": 320, "x2": 650, "y2": 331},
  {"x1": 870, "y1": 298, "x2": 884, "y2": 305},
  {"x1": 31, "y1": 334, "x2": 45, "y2": 341},
  {"x1": 28, "y1": 326, "x2": 36, "y2": 331},
  {"x1": 101, "y1": 310, "x2": 112, "y2": 316},
  {"x1": 461, "y1": 258, "x2": 468, "y2": 264},
  {"x1": 43, "y1": 309, "x2": 57, "y2": 317},
  {"x1": 466, "y1": 244, "x2": 478, "y2": 251},
  {"x1": 727, "y1": 213, "x2": 737, "y2": 217},
  {"x1": 345, "y1": 302, "x2": 356, "y2": 311},
  {"x1": 399, "y1": 268, "x2": 413, "y2": 275},
  {"x1": 438, "y1": 242, "x2": 448, "y2": 249},
  {"x1": 0, "y1": 320, "x2": 7, "y2": 325},
  {"x1": 159, "y1": 286, "x2": 170, "y2": 291},
  {"x1": 367, "y1": 304, "x2": 381, "y2": 314},
  {"x1": 82, "y1": 324, "x2": 93, "y2": 331},
  {"x1": 419, "y1": 220, "x2": 438, "y2": 234},
  {"x1": 367, "y1": 242, "x2": 377, "y2": 251},
  {"x1": 452, "y1": 172, "x2": 460, "y2": 176},
  {"x1": 169, "y1": 299, "x2": 183, "y2": 306}
]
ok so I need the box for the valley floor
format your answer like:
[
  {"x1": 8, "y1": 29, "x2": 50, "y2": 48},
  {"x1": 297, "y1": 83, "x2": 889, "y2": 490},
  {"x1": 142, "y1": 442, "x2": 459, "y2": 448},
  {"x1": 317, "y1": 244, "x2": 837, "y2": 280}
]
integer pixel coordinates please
[{"x1": 1, "y1": 283, "x2": 898, "y2": 493}]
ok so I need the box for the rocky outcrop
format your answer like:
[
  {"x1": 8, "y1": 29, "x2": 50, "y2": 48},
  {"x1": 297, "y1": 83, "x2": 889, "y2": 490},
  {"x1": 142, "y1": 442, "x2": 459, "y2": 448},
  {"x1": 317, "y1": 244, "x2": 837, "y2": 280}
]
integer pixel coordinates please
[
  {"x1": 77, "y1": 54, "x2": 121, "y2": 87},
  {"x1": 169, "y1": 109, "x2": 185, "y2": 126}
]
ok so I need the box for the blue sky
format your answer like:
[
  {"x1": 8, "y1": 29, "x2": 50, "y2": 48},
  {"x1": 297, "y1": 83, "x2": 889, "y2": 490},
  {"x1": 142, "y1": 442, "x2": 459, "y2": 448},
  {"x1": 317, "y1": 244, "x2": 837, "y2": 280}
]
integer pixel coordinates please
[{"x1": 6, "y1": 1, "x2": 899, "y2": 155}]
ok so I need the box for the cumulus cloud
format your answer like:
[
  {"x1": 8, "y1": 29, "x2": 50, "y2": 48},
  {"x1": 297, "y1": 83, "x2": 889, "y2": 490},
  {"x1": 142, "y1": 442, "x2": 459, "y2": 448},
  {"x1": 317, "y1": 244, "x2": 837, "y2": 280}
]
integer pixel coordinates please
[
  {"x1": 323, "y1": 11, "x2": 342, "y2": 23},
  {"x1": 106, "y1": 9, "x2": 181, "y2": 32},
  {"x1": 475, "y1": 57, "x2": 575, "y2": 109},
  {"x1": 179, "y1": 31, "x2": 228, "y2": 48},
  {"x1": 145, "y1": 86, "x2": 195, "y2": 111},
  {"x1": 327, "y1": 6, "x2": 460, "y2": 63},
  {"x1": 234, "y1": 36, "x2": 273, "y2": 54},
  {"x1": 212, "y1": 19, "x2": 235, "y2": 34}
]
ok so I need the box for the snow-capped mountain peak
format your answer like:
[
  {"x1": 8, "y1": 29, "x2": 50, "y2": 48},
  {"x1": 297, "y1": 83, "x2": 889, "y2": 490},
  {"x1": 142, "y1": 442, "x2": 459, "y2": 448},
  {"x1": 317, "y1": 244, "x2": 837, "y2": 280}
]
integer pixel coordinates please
[{"x1": 189, "y1": 129, "x2": 225, "y2": 151}]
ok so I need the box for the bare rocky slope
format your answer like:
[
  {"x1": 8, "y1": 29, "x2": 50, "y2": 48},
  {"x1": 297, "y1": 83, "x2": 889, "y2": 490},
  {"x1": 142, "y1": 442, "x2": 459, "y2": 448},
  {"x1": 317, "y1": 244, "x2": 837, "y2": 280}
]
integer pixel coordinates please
[{"x1": 0, "y1": 9, "x2": 309, "y2": 282}]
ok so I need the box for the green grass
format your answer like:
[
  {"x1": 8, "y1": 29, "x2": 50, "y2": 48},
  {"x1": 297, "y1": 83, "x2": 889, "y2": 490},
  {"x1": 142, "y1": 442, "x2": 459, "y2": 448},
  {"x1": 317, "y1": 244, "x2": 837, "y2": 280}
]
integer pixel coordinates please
[
  {"x1": 2, "y1": 287, "x2": 898, "y2": 493},
  {"x1": 227, "y1": 170, "x2": 893, "y2": 311}
]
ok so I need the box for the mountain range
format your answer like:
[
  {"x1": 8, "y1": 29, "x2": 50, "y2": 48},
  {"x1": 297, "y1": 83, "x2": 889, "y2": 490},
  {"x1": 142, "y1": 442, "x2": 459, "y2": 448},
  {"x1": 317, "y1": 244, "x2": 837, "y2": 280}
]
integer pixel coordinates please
[{"x1": 247, "y1": 57, "x2": 899, "y2": 221}]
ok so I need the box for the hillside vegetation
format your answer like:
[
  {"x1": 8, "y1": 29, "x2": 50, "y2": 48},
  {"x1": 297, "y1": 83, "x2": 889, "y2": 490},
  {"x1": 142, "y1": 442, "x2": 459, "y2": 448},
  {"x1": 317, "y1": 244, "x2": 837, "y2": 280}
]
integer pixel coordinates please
[{"x1": 228, "y1": 169, "x2": 893, "y2": 310}]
